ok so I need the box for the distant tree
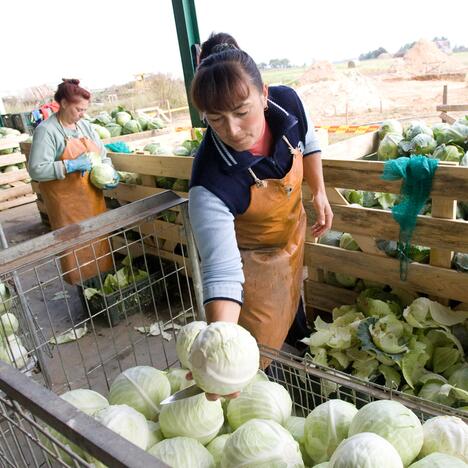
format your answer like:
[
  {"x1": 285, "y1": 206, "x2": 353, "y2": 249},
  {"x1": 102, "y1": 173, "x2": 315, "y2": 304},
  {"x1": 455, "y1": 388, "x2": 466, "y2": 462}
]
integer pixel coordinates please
[
  {"x1": 268, "y1": 58, "x2": 291, "y2": 68},
  {"x1": 453, "y1": 45, "x2": 468, "y2": 52},
  {"x1": 433, "y1": 36, "x2": 448, "y2": 41},
  {"x1": 358, "y1": 47, "x2": 387, "y2": 61},
  {"x1": 257, "y1": 62, "x2": 268, "y2": 69}
]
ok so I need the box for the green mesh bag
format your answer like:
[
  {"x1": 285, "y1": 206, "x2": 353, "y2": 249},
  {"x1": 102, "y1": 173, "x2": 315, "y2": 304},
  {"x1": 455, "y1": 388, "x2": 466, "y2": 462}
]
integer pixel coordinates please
[{"x1": 381, "y1": 155, "x2": 438, "y2": 280}]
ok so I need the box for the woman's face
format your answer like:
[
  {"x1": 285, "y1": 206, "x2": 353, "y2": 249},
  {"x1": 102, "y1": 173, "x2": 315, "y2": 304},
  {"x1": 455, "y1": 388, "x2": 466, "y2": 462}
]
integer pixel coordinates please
[
  {"x1": 60, "y1": 97, "x2": 89, "y2": 123},
  {"x1": 205, "y1": 82, "x2": 268, "y2": 152}
]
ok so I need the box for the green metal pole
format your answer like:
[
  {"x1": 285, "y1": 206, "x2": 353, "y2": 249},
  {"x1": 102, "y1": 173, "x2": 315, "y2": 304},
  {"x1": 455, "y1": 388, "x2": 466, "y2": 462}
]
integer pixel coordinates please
[{"x1": 172, "y1": 0, "x2": 203, "y2": 127}]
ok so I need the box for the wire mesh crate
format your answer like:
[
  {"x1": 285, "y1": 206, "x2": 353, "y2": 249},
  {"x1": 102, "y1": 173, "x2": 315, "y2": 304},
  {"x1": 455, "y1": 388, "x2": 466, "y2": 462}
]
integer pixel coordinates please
[{"x1": 0, "y1": 191, "x2": 465, "y2": 467}]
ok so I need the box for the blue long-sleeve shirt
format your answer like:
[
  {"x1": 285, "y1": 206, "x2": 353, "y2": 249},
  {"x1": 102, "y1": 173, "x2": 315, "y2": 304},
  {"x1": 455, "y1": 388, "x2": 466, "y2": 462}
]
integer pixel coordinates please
[{"x1": 189, "y1": 86, "x2": 320, "y2": 305}]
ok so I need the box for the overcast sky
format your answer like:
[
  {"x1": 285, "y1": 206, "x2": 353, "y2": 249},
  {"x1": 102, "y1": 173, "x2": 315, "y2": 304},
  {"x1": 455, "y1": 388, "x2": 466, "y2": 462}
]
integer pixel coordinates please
[{"x1": 1, "y1": 0, "x2": 466, "y2": 96}]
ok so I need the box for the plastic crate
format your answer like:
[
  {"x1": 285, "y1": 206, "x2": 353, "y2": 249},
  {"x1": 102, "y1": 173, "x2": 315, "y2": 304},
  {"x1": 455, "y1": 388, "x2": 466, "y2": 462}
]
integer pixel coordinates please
[
  {"x1": 0, "y1": 114, "x2": 15, "y2": 129},
  {"x1": 78, "y1": 256, "x2": 176, "y2": 327},
  {"x1": 11, "y1": 113, "x2": 35, "y2": 135}
]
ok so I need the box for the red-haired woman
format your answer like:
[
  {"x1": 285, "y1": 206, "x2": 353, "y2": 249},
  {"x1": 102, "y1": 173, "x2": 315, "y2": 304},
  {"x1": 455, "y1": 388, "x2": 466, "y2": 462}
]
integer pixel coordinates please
[{"x1": 28, "y1": 79, "x2": 119, "y2": 283}]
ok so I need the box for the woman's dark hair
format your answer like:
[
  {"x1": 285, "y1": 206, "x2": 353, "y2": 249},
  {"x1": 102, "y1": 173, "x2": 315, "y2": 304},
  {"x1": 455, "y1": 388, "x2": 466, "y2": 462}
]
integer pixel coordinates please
[
  {"x1": 199, "y1": 32, "x2": 240, "y2": 62},
  {"x1": 191, "y1": 43, "x2": 263, "y2": 113},
  {"x1": 54, "y1": 79, "x2": 91, "y2": 103}
]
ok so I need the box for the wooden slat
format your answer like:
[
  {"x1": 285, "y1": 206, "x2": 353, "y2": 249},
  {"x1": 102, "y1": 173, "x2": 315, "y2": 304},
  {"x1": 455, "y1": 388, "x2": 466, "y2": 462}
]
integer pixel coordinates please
[
  {"x1": 439, "y1": 112, "x2": 456, "y2": 124},
  {"x1": 0, "y1": 194, "x2": 37, "y2": 211},
  {"x1": 0, "y1": 153, "x2": 26, "y2": 167},
  {"x1": 0, "y1": 183, "x2": 33, "y2": 202},
  {"x1": 102, "y1": 128, "x2": 170, "y2": 145},
  {"x1": 105, "y1": 184, "x2": 188, "y2": 203},
  {"x1": 305, "y1": 204, "x2": 468, "y2": 253},
  {"x1": 109, "y1": 154, "x2": 193, "y2": 179},
  {"x1": 436, "y1": 104, "x2": 468, "y2": 112},
  {"x1": 322, "y1": 159, "x2": 468, "y2": 200},
  {"x1": 139, "y1": 220, "x2": 186, "y2": 244},
  {"x1": 322, "y1": 131, "x2": 378, "y2": 160},
  {"x1": 304, "y1": 279, "x2": 359, "y2": 313},
  {"x1": 305, "y1": 243, "x2": 468, "y2": 303},
  {"x1": 0, "y1": 169, "x2": 30, "y2": 185}
]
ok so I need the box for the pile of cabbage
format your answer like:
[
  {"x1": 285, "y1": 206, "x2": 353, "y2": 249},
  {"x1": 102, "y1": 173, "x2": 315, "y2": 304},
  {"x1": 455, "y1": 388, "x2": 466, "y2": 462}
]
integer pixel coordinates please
[
  {"x1": 0, "y1": 282, "x2": 29, "y2": 369},
  {"x1": 377, "y1": 117, "x2": 468, "y2": 165},
  {"x1": 0, "y1": 128, "x2": 32, "y2": 187},
  {"x1": 41, "y1": 319, "x2": 467, "y2": 467},
  {"x1": 87, "y1": 106, "x2": 165, "y2": 140},
  {"x1": 301, "y1": 286, "x2": 468, "y2": 411}
]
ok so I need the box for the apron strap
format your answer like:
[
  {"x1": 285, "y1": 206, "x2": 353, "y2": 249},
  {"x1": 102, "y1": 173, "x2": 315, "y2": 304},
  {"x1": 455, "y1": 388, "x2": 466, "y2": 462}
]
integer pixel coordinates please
[
  {"x1": 248, "y1": 168, "x2": 267, "y2": 188},
  {"x1": 282, "y1": 135, "x2": 296, "y2": 154}
]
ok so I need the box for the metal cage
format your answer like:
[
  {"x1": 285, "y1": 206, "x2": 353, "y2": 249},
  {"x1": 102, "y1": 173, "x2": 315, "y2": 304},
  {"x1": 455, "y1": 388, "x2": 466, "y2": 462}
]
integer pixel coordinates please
[{"x1": 0, "y1": 191, "x2": 465, "y2": 467}]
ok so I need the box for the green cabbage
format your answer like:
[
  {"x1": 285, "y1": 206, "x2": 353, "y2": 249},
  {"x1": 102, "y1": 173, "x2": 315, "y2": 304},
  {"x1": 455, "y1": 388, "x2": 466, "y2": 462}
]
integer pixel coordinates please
[
  {"x1": 330, "y1": 433, "x2": 403, "y2": 468},
  {"x1": 378, "y1": 133, "x2": 403, "y2": 160},
  {"x1": 148, "y1": 437, "x2": 214, "y2": 467},
  {"x1": 419, "y1": 416, "x2": 467, "y2": 463},
  {"x1": 105, "y1": 122, "x2": 122, "y2": 137},
  {"x1": 404, "y1": 121, "x2": 433, "y2": 140},
  {"x1": 408, "y1": 452, "x2": 468, "y2": 468},
  {"x1": 165, "y1": 367, "x2": 193, "y2": 394},
  {"x1": 91, "y1": 124, "x2": 111, "y2": 140},
  {"x1": 411, "y1": 133, "x2": 437, "y2": 155},
  {"x1": 304, "y1": 399, "x2": 358, "y2": 464},
  {"x1": 357, "y1": 288, "x2": 402, "y2": 318},
  {"x1": 0, "y1": 312, "x2": 18, "y2": 336},
  {"x1": 90, "y1": 165, "x2": 117, "y2": 189},
  {"x1": 221, "y1": 418, "x2": 303, "y2": 467},
  {"x1": 122, "y1": 119, "x2": 142, "y2": 135},
  {"x1": 206, "y1": 434, "x2": 229, "y2": 466},
  {"x1": 348, "y1": 400, "x2": 423, "y2": 466},
  {"x1": 108, "y1": 366, "x2": 171, "y2": 421},
  {"x1": 226, "y1": 381, "x2": 292, "y2": 430},
  {"x1": 146, "y1": 420, "x2": 164, "y2": 450},
  {"x1": 378, "y1": 120, "x2": 403, "y2": 139},
  {"x1": 189, "y1": 322, "x2": 260, "y2": 395},
  {"x1": 159, "y1": 393, "x2": 224, "y2": 445},
  {"x1": 432, "y1": 144, "x2": 464, "y2": 162},
  {"x1": 115, "y1": 111, "x2": 132, "y2": 127}
]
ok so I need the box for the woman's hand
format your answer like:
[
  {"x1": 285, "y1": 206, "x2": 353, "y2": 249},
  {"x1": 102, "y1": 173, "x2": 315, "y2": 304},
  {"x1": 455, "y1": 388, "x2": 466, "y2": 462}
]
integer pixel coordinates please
[
  {"x1": 311, "y1": 191, "x2": 333, "y2": 238},
  {"x1": 186, "y1": 371, "x2": 240, "y2": 401}
]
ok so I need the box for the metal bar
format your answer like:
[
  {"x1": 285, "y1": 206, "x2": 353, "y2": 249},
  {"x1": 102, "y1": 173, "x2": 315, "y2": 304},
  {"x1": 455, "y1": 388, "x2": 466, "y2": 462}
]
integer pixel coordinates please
[
  {"x1": 0, "y1": 191, "x2": 186, "y2": 275},
  {"x1": 180, "y1": 202, "x2": 205, "y2": 320},
  {"x1": 0, "y1": 224, "x2": 52, "y2": 388},
  {"x1": 172, "y1": 0, "x2": 203, "y2": 127},
  {"x1": 0, "y1": 361, "x2": 169, "y2": 467}
]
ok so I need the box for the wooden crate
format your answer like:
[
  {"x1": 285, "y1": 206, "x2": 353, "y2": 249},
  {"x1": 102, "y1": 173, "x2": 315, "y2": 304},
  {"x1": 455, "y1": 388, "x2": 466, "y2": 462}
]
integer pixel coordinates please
[
  {"x1": 0, "y1": 138, "x2": 36, "y2": 211},
  {"x1": 304, "y1": 131, "x2": 468, "y2": 314}
]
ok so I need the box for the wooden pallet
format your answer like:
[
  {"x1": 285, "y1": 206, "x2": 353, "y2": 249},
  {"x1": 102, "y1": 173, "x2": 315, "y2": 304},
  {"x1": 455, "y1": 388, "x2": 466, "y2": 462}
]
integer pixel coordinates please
[
  {"x1": 304, "y1": 130, "x2": 468, "y2": 314},
  {"x1": 0, "y1": 138, "x2": 36, "y2": 211}
]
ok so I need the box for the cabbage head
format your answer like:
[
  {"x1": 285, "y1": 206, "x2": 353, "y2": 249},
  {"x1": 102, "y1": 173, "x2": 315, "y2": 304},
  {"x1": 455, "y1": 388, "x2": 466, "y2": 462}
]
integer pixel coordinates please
[
  {"x1": 432, "y1": 144, "x2": 464, "y2": 163},
  {"x1": 108, "y1": 366, "x2": 171, "y2": 421},
  {"x1": 105, "y1": 123, "x2": 122, "y2": 137},
  {"x1": 115, "y1": 111, "x2": 132, "y2": 127},
  {"x1": 159, "y1": 393, "x2": 224, "y2": 445},
  {"x1": 0, "y1": 334, "x2": 28, "y2": 368},
  {"x1": 0, "y1": 313, "x2": 19, "y2": 336},
  {"x1": 92, "y1": 124, "x2": 111, "y2": 140},
  {"x1": 357, "y1": 288, "x2": 402, "y2": 318},
  {"x1": 404, "y1": 121, "x2": 433, "y2": 140},
  {"x1": 411, "y1": 133, "x2": 437, "y2": 155},
  {"x1": 148, "y1": 437, "x2": 214, "y2": 468},
  {"x1": 378, "y1": 133, "x2": 403, "y2": 160},
  {"x1": 0, "y1": 282, "x2": 12, "y2": 314},
  {"x1": 284, "y1": 416, "x2": 314, "y2": 466},
  {"x1": 221, "y1": 418, "x2": 304, "y2": 468},
  {"x1": 339, "y1": 233, "x2": 360, "y2": 251},
  {"x1": 122, "y1": 119, "x2": 142, "y2": 135},
  {"x1": 330, "y1": 432, "x2": 403, "y2": 468},
  {"x1": 419, "y1": 416, "x2": 468, "y2": 463},
  {"x1": 206, "y1": 434, "x2": 229, "y2": 466},
  {"x1": 348, "y1": 400, "x2": 423, "y2": 466},
  {"x1": 90, "y1": 165, "x2": 117, "y2": 189},
  {"x1": 189, "y1": 322, "x2": 260, "y2": 395},
  {"x1": 143, "y1": 143, "x2": 161, "y2": 155},
  {"x1": 303, "y1": 399, "x2": 358, "y2": 464},
  {"x1": 369, "y1": 315, "x2": 411, "y2": 354},
  {"x1": 88, "y1": 405, "x2": 149, "y2": 466},
  {"x1": 147, "y1": 118, "x2": 165, "y2": 130},
  {"x1": 379, "y1": 120, "x2": 403, "y2": 139},
  {"x1": 176, "y1": 321, "x2": 207, "y2": 370},
  {"x1": 226, "y1": 381, "x2": 292, "y2": 430},
  {"x1": 408, "y1": 452, "x2": 468, "y2": 468}
]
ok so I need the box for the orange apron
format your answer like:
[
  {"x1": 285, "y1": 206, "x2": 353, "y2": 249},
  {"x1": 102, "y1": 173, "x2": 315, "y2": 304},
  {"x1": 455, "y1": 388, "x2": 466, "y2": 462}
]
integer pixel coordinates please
[
  {"x1": 235, "y1": 136, "x2": 306, "y2": 368},
  {"x1": 39, "y1": 125, "x2": 113, "y2": 284}
]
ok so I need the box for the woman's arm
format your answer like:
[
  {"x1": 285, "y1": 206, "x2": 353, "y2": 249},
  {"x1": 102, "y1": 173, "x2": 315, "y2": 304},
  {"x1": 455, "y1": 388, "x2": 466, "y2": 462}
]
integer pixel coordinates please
[
  {"x1": 28, "y1": 125, "x2": 66, "y2": 181},
  {"x1": 188, "y1": 185, "x2": 244, "y2": 323}
]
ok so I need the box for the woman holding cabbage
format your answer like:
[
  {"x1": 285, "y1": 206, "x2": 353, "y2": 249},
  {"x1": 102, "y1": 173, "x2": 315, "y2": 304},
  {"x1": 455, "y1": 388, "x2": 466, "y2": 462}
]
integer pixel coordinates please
[
  {"x1": 188, "y1": 34, "x2": 332, "y2": 387},
  {"x1": 28, "y1": 79, "x2": 119, "y2": 284}
]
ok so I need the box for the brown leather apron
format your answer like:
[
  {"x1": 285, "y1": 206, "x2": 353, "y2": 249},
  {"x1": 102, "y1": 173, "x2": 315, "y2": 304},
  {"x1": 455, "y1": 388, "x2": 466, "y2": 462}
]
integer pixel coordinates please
[
  {"x1": 39, "y1": 124, "x2": 113, "y2": 284},
  {"x1": 235, "y1": 136, "x2": 306, "y2": 368}
]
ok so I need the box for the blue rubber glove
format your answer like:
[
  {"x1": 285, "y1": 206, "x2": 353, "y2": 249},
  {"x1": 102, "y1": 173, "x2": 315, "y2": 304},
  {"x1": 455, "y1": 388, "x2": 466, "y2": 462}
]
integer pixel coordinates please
[
  {"x1": 103, "y1": 171, "x2": 120, "y2": 189},
  {"x1": 64, "y1": 154, "x2": 92, "y2": 174}
]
